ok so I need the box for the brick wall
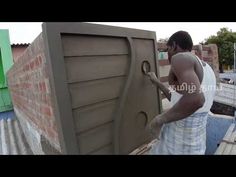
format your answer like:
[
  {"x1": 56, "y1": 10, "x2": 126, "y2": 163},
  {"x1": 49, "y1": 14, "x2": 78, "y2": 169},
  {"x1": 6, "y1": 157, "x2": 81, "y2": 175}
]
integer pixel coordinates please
[
  {"x1": 157, "y1": 42, "x2": 219, "y2": 110},
  {"x1": 7, "y1": 34, "x2": 60, "y2": 153},
  {"x1": 11, "y1": 45, "x2": 29, "y2": 63}
]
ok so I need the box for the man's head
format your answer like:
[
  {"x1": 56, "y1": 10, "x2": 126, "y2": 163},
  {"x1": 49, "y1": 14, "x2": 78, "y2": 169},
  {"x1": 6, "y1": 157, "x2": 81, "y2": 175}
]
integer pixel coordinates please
[{"x1": 166, "y1": 31, "x2": 193, "y2": 61}]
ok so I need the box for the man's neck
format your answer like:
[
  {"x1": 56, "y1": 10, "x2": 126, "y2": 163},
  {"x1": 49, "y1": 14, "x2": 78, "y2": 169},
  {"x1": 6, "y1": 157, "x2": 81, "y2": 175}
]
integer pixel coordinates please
[{"x1": 176, "y1": 49, "x2": 189, "y2": 53}]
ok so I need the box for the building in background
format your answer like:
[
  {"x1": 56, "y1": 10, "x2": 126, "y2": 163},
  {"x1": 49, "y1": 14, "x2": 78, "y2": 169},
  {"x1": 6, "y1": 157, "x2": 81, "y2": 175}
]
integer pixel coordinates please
[
  {"x1": 0, "y1": 30, "x2": 14, "y2": 112},
  {"x1": 11, "y1": 43, "x2": 29, "y2": 63}
]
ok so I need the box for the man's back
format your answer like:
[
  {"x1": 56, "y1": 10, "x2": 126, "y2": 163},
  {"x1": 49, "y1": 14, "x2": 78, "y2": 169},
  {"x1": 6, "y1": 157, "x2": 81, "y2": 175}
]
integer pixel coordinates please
[
  {"x1": 150, "y1": 52, "x2": 216, "y2": 155},
  {"x1": 170, "y1": 52, "x2": 216, "y2": 111},
  {"x1": 148, "y1": 31, "x2": 216, "y2": 155}
]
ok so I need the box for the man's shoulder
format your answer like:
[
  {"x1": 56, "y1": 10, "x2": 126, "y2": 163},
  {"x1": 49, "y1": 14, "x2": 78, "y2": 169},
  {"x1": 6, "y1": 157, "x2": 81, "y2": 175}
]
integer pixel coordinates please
[
  {"x1": 172, "y1": 52, "x2": 195, "y2": 60},
  {"x1": 171, "y1": 52, "x2": 194, "y2": 66}
]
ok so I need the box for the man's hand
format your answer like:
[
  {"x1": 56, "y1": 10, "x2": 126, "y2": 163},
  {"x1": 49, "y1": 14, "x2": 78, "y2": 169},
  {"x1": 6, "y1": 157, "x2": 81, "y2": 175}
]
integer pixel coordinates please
[
  {"x1": 148, "y1": 115, "x2": 164, "y2": 139},
  {"x1": 147, "y1": 72, "x2": 159, "y2": 84},
  {"x1": 147, "y1": 72, "x2": 172, "y2": 101}
]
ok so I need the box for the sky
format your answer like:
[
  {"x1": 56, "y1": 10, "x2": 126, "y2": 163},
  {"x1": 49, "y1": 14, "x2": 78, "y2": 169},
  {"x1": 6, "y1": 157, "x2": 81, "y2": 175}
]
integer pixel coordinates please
[{"x1": 1, "y1": 22, "x2": 236, "y2": 45}]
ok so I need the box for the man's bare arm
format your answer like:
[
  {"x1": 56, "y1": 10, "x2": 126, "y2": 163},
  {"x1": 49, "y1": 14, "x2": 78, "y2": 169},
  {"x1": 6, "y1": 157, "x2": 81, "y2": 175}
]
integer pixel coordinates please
[
  {"x1": 157, "y1": 55, "x2": 205, "y2": 125},
  {"x1": 147, "y1": 72, "x2": 171, "y2": 101}
]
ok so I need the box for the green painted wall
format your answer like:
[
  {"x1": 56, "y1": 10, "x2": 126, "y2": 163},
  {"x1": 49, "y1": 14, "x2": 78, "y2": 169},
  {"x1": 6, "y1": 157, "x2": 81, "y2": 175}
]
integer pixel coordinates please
[{"x1": 0, "y1": 30, "x2": 14, "y2": 112}]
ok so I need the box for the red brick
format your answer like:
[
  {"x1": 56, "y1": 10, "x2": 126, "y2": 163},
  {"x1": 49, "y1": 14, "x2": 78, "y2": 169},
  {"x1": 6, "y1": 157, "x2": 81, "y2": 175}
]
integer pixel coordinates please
[
  {"x1": 30, "y1": 61, "x2": 34, "y2": 70},
  {"x1": 44, "y1": 106, "x2": 52, "y2": 117},
  {"x1": 38, "y1": 56, "x2": 42, "y2": 65},
  {"x1": 26, "y1": 64, "x2": 30, "y2": 71},
  {"x1": 46, "y1": 94, "x2": 52, "y2": 106},
  {"x1": 46, "y1": 127, "x2": 57, "y2": 140},
  {"x1": 35, "y1": 59, "x2": 38, "y2": 67},
  {"x1": 41, "y1": 94, "x2": 47, "y2": 104},
  {"x1": 41, "y1": 81, "x2": 46, "y2": 92}
]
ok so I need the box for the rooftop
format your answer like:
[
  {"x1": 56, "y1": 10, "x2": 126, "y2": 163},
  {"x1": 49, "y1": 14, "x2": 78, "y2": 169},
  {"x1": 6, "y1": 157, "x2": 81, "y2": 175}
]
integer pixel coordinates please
[{"x1": 0, "y1": 111, "x2": 32, "y2": 155}]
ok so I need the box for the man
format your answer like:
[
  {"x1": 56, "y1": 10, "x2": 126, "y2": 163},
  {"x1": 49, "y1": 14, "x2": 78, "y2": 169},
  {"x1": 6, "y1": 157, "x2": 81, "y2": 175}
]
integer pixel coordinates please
[{"x1": 147, "y1": 31, "x2": 216, "y2": 154}]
